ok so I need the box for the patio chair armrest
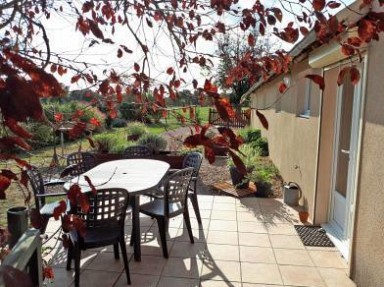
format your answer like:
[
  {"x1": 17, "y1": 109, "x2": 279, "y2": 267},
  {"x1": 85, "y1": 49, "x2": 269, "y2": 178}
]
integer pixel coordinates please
[
  {"x1": 36, "y1": 192, "x2": 67, "y2": 198},
  {"x1": 43, "y1": 179, "x2": 66, "y2": 186},
  {"x1": 60, "y1": 164, "x2": 78, "y2": 178}
]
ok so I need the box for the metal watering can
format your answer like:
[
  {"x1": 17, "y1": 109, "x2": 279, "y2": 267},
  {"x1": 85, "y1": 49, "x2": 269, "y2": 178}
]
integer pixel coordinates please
[{"x1": 283, "y1": 182, "x2": 302, "y2": 206}]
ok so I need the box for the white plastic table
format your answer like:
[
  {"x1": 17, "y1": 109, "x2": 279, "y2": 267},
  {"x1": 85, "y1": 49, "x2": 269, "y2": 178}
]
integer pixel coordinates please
[{"x1": 64, "y1": 159, "x2": 170, "y2": 261}]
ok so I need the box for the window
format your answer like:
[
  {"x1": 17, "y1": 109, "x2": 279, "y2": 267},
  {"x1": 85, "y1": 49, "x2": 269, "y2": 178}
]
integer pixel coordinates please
[{"x1": 298, "y1": 79, "x2": 312, "y2": 117}]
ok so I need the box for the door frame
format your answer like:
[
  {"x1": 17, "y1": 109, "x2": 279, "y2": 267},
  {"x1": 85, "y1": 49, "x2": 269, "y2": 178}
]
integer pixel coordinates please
[{"x1": 322, "y1": 58, "x2": 367, "y2": 263}]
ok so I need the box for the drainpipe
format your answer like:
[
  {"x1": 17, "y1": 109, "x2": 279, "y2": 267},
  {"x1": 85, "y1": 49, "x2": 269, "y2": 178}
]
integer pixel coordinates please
[{"x1": 312, "y1": 69, "x2": 325, "y2": 224}]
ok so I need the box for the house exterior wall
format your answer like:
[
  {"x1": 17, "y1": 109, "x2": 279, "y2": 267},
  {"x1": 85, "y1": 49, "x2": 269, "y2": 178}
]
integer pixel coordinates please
[
  {"x1": 350, "y1": 38, "x2": 384, "y2": 286},
  {"x1": 250, "y1": 60, "x2": 321, "y2": 218}
]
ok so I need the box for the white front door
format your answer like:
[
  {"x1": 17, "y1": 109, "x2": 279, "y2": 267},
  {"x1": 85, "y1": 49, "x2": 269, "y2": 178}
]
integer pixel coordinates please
[{"x1": 328, "y1": 63, "x2": 363, "y2": 259}]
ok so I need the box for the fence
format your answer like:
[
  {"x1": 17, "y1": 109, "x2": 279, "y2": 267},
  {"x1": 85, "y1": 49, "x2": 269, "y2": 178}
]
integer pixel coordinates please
[{"x1": 208, "y1": 108, "x2": 250, "y2": 128}]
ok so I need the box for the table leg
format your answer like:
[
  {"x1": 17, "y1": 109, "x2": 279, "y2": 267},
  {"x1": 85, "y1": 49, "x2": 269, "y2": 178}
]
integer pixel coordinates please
[{"x1": 130, "y1": 195, "x2": 141, "y2": 262}]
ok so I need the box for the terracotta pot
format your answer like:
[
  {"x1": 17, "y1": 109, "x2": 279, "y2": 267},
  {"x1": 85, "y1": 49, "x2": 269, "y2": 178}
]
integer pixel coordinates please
[{"x1": 299, "y1": 211, "x2": 309, "y2": 223}]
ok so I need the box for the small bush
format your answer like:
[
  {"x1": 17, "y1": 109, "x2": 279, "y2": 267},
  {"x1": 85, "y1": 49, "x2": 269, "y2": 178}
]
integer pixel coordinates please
[
  {"x1": 26, "y1": 121, "x2": 57, "y2": 148},
  {"x1": 137, "y1": 133, "x2": 167, "y2": 154},
  {"x1": 92, "y1": 133, "x2": 126, "y2": 154},
  {"x1": 119, "y1": 102, "x2": 139, "y2": 121},
  {"x1": 238, "y1": 127, "x2": 261, "y2": 144},
  {"x1": 227, "y1": 144, "x2": 260, "y2": 169},
  {"x1": 126, "y1": 122, "x2": 148, "y2": 140},
  {"x1": 111, "y1": 118, "x2": 127, "y2": 128},
  {"x1": 256, "y1": 137, "x2": 269, "y2": 156}
]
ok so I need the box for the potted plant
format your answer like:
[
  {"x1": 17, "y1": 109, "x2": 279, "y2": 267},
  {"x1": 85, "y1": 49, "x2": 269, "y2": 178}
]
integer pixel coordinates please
[
  {"x1": 227, "y1": 144, "x2": 260, "y2": 189},
  {"x1": 246, "y1": 159, "x2": 278, "y2": 197}
]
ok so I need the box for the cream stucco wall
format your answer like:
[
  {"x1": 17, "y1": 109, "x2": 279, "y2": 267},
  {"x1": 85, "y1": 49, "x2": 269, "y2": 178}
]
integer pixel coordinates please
[
  {"x1": 250, "y1": 61, "x2": 321, "y2": 218},
  {"x1": 350, "y1": 39, "x2": 384, "y2": 286}
]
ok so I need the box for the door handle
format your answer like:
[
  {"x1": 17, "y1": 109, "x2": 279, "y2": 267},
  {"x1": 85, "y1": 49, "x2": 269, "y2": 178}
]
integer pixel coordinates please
[{"x1": 341, "y1": 149, "x2": 350, "y2": 155}]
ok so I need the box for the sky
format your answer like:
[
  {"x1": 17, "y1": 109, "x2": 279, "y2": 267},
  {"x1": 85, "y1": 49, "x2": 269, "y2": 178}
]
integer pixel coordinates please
[{"x1": 39, "y1": 0, "x2": 353, "y2": 92}]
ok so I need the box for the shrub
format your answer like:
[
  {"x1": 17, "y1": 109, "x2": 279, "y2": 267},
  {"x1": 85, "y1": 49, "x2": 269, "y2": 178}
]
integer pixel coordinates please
[
  {"x1": 111, "y1": 118, "x2": 127, "y2": 128},
  {"x1": 256, "y1": 137, "x2": 269, "y2": 156},
  {"x1": 227, "y1": 144, "x2": 260, "y2": 170},
  {"x1": 26, "y1": 121, "x2": 57, "y2": 148},
  {"x1": 238, "y1": 127, "x2": 261, "y2": 145},
  {"x1": 92, "y1": 134, "x2": 117, "y2": 153},
  {"x1": 126, "y1": 122, "x2": 148, "y2": 140},
  {"x1": 119, "y1": 102, "x2": 139, "y2": 121},
  {"x1": 137, "y1": 133, "x2": 167, "y2": 154}
]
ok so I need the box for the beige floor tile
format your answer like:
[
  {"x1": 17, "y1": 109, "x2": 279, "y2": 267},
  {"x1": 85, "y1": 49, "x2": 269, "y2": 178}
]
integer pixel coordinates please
[
  {"x1": 85, "y1": 252, "x2": 125, "y2": 272},
  {"x1": 241, "y1": 262, "x2": 282, "y2": 285},
  {"x1": 274, "y1": 249, "x2": 313, "y2": 266},
  {"x1": 211, "y1": 210, "x2": 237, "y2": 221},
  {"x1": 129, "y1": 255, "x2": 167, "y2": 275},
  {"x1": 53, "y1": 249, "x2": 97, "y2": 269},
  {"x1": 240, "y1": 246, "x2": 275, "y2": 264},
  {"x1": 69, "y1": 270, "x2": 120, "y2": 287},
  {"x1": 170, "y1": 241, "x2": 206, "y2": 258},
  {"x1": 199, "y1": 201, "x2": 215, "y2": 209},
  {"x1": 189, "y1": 208, "x2": 212, "y2": 219},
  {"x1": 176, "y1": 227, "x2": 207, "y2": 243},
  {"x1": 237, "y1": 211, "x2": 264, "y2": 222},
  {"x1": 318, "y1": 268, "x2": 356, "y2": 287},
  {"x1": 265, "y1": 223, "x2": 297, "y2": 235},
  {"x1": 200, "y1": 279, "x2": 241, "y2": 287},
  {"x1": 206, "y1": 244, "x2": 240, "y2": 261},
  {"x1": 188, "y1": 218, "x2": 210, "y2": 230},
  {"x1": 114, "y1": 273, "x2": 159, "y2": 287},
  {"x1": 214, "y1": 196, "x2": 237, "y2": 204},
  {"x1": 207, "y1": 230, "x2": 238, "y2": 245},
  {"x1": 238, "y1": 221, "x2": 267, "y2": 233},
  {"x1": 213, "y1": 202, "x2": 237, "y2": 211},
  {"x1": 162, "y1": 257, "x2": 203, "y2": 278},
  {"x1": 279, "y1": 265, "x2": 325, "y2": 287},
  {"x1": 140, "y1": 237, "x2": 175, "y2": 257},
  {"x1": 242, "y1": 284, "x2": 283, "y2": 287},
  {"x1": 47, "y1": 268, "x2": 74, "y2": 287},
  {"x1": 308, "y1": 250, "x2": 347, "y2": 268},
  {"x1": 237, "y1": 197, "x2": 261, "y2": 208},
  {"x1": 238, "y1": 233, "x2": 271, "y2": 248},
  {"x1": 198, "y1": 195, "x2": 215, "y2": 202},
  {"x1": 269, "y1": 234, "x2": 305, "y2": 249},
  {"x1": 201, "y1": 260, "x2": 241, "y2": 282},
  {"x1": 157, "y1": 277, "x2": 200, "y2": 287},
  {"x1": 210, "y1": 219, "x2": 238, "y2": 232}
]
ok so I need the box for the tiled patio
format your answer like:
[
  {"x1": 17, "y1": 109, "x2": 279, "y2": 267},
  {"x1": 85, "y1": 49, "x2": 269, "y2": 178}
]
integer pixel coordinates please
[{"x1": 45, "y1": 196, "x2": 356, "y2": 287}]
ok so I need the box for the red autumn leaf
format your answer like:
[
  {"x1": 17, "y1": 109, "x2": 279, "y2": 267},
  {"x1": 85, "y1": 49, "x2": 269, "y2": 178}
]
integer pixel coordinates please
[
  {"x1": 248, "y1": 34, "x2": 256, "y2": 46},
  {"x1": 279, "y1": 82, "x2": 287, "y2": 93},
  {"x1": 305, "y1": 74, "x2": 325, "y2": 90},
  {"x1": 347, "y1": 37, "x2": 362, "y2": 47},
  {"x1": 53, "y1": 200, "x2": 67, "y2": 220},
  {"x1": 42, "y1": 266, "x2": 54, "y2": 280},
  {"x1": 300, "y1": 26, "x2": 309, "y2": 36},
  {"x1": 68, "y1": 184, "x2": 81, "y2": 205},
  {"x1": 270, "y1": 7, "x2": 283, "y2": 22},
  {"x1": 84, "y1": 176, "x2": 97, "y2": 195},
  {"x1": 68, "y1": 122, "x2": 87, "y2": 139},
  {"x1": 214, "y1": 98, "x2": 236, "y2": 122},
  {"x1": 228, "y1": 150, "x2": 247, "y2": 175},
  {"x1": 87, "y1": 136, "x2": 95, "y2": 148},
  {"x1": 204, "y1": 146, "x2": 216, "y2": 164},
  {"x1": 192, "y1": 79, "x2": 198, "y2": 89},
  {"x1": 166, "y1": 67, "x2": 174, "y2": 75},
  {"x1": 5, "y1": 118, "x2": 32, "y2": 139},
  {"x1": 79, "y1": 193, "x2": 90, "y2": 213},
  {"x1": 337, "y1": 67, "x2": 349, "y2": 86},
  {"x1": 1, "y1": 169, "x2": 18, "y2": 181},
  {"x1": 2, "y1": 266, "x2": 33, "y2": 287},
  {"x1": 217, "y1": 127, "x2": 243, "y2": 151},
  {"x1": 358, "y1": 19, "x2": 375, "y2": 42},
  {"x1": 184, "y1": 134, "x2": 202, "y2": 148},
  {"x1": 0, "y1": 136, "x2": 31, "y2": 151},
  {"x1": 88, "y1": 19, "x2": 104, "y2": 39},
  {"x1": 71, "y1": 74, "x2": 81, "y2": 83},
  {"x1": 327, "y1": 1, "x2": 341, "y2": 9},
  {"x1": 134, "y1": 62, "x2": 140, "y2": 72},
  {"x1": 89, "y1": 117, "x2": 101, "y2": 127},
  {"x1": 341, "y1": 44, "x2": 356, "y2": 56},
  {"x1": 30, "y1": 208, "x2": 43, "y2": 229},
  {"x1": 204, "y1": 79, "x2": 218, "y2": 94},
  {"x1": 0, "y1": 175, "x2": 11, "y2": 199},
  {"x1": 54, "y1": 113, "x2": 64, "y2": 122},
  {"x1": 256, "y1": 110, "x2": 269, "y2": 130},
  {"x1": 313, "y1": 0, "x2": 326, "y2": 11},
  {"x1": 350, "y1": 67, "x2": 361, "y2": 85}
]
